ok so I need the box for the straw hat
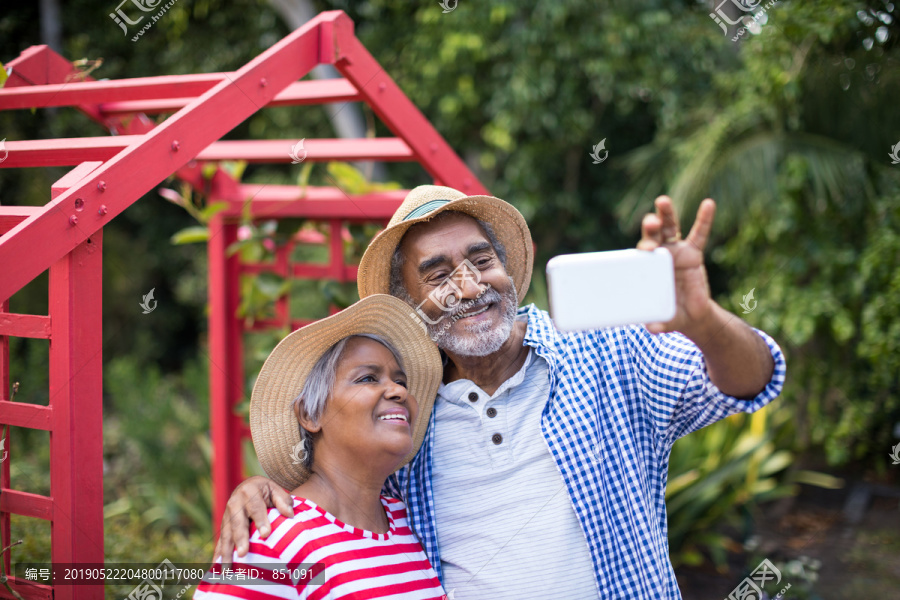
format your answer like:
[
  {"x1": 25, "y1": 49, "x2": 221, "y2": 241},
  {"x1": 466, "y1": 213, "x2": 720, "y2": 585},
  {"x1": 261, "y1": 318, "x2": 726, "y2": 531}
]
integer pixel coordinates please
[
  {"x1": 357, "y1": 185, "x2": 533, "y2": 303},
  {"x1": 250, "y1": 294, "x2": 443, "y2": 491}
]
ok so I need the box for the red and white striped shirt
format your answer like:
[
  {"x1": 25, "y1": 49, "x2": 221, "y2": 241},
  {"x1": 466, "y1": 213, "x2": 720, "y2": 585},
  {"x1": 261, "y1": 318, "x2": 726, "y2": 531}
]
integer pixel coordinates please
[{"x1": 194, "y1": 495, "x2": 446, "y2": 600}]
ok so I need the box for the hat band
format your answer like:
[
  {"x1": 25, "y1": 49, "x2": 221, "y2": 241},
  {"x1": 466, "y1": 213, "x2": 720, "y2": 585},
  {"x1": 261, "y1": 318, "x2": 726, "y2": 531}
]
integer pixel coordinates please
[{"x1": 402, "y1": 199, "x2": 452, "y2": 221}]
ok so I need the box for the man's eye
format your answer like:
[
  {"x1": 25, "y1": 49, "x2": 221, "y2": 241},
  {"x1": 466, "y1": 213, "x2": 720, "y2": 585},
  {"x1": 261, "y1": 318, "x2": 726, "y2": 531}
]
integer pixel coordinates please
[{"x1": 475, "y1": 257, "x2": 492, "y2": 268}]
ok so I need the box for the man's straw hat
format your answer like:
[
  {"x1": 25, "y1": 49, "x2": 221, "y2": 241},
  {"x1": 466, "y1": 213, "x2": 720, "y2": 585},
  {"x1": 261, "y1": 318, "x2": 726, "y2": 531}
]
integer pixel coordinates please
[
  {"x1": 357, "y1": 185, "x2": 533, "y2": 303},
  {"x1": 250, "y1": 294, "x2": 443, "y2": 490}
]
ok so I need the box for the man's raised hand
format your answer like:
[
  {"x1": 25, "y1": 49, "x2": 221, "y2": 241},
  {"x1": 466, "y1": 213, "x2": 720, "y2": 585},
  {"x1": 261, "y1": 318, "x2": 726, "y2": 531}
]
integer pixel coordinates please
[{"x1": 637, "y1": 195, "x2": 716, "y2": 338}]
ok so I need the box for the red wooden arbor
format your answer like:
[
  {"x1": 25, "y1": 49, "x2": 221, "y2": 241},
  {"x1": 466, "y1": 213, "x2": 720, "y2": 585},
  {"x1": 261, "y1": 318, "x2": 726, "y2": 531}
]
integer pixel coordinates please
[{"x1": 0, "y1": 11, "x2": 486, "y2": 600}]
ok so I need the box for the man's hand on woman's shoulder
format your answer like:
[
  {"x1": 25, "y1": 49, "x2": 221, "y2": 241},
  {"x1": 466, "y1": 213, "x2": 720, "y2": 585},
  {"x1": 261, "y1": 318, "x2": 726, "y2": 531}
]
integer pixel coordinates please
[{"x1": 213, "y1": 476, "x2": 294, "y2": 567}]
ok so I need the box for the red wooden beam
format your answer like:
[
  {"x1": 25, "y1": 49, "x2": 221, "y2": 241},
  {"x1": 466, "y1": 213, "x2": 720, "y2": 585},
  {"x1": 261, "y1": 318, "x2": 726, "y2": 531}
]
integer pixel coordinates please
[
  {"x1": 0, "y1": 72, "x2": 229, "y2": 110},
  {"x1": 0, "y1": 578, "x2": 53, "y2": 600},
  {"x1": 199, "y1": 138, "x2": 413, "y2": 163},
  {"x1": 0, "y1": 207, "x2": 41, "y2": 235},
  {"x1": 0, "y1": 136, "x2": 143, "y2": 169},
  {"x1": 0, "y1": 313, "x2": 52, "y2": 338},
  {"x1": 219, "y1": 186, "x2": 404, "y2": 220},
  {"x1": 0, "y1": 137, "x2": 413, "y2": 169},
  {"x1": 238, "y1": 263, "x2": 358, "y2": 281},
  {"x1": 50, "y1": 162, "x2": 104, "y2": 198},
  {"x1": 98, "y1": 79, "x2": 362, "y2": 116},
  {"x1": 0, "y1": 11, "x2": 342, "y2": 303},
  {"x1": 0, "y1": 489, "x2": 54, "y2": 520},
  {"x1": 0, "y1": 401, "x2": 53, "y2": 430},
  {"x1": 2, "y1": 45, "x2": 106, "y2": 124}
]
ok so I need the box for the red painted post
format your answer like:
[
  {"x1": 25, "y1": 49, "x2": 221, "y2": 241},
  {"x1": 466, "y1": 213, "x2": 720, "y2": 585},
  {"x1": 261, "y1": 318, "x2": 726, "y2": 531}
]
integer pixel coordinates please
[
  {"x1": 48, "y1": 234, "x2": 104, "y2": 600},
  {"x1": 226, "y1": 223, "x2": 246, "y2": 497},
  {"x1": 0, "y1": 300, "x2": 10, "y2": 577},
  {"x1": 208, "y1": 215, "x2": 245, "y2": 534}
]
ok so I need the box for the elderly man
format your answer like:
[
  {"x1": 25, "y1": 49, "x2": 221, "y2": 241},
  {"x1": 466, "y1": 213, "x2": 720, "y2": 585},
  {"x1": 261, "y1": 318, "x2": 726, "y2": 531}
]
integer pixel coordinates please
[{"x1": 214, "y1": 185, "x2": 785, "y2": 599}]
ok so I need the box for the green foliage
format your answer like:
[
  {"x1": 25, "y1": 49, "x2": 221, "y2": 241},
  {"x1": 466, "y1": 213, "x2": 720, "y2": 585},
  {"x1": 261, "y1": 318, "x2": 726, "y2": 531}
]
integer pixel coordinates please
[
  {"x1": 714, "y1": 185, "x2": 900, "y2": 464},
  {"x1": 616, "y1": 0, "x2": 900, "y2": 465},
  {"x1": 166, "y1": 161, "x2": 398, "y2": 326},
  {"x1": 667, "y1": 404, "x2": 843, "y2": 569},
  {"x1": 103, "y1": 355, "x2": 212, "y2": 537},
  {"x1": 6, "y1": 514, "x2": 207, "y2": 600},
  {"x1": 324, "y1": 162, "x2": 402, "y2": 195},
  {"x1": 667, "y1": 408, "x2": 795, "y2": 569}
]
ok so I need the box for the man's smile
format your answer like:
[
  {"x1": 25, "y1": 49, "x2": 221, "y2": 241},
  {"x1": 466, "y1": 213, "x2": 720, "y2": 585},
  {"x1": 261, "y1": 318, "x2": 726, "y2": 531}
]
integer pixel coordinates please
[{"x1": 455, "y1": 301, "x2": 495, "y2": 321}]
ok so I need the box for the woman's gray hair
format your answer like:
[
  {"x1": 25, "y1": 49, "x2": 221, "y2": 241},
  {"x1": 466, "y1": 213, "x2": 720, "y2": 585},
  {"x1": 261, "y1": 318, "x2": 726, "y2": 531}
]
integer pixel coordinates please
[
  {"x1": 291, "y1": 333, "x2": 405, "y2": 472},
  {"x1": 388, "y1": 211, "x2": 508, "y2": 299}
]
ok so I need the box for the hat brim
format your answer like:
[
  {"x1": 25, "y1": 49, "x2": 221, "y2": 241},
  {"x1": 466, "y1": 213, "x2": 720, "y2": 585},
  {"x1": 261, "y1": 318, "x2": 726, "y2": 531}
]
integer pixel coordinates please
[
  {"x1": 357, "y1": 195, "x2": 533, "y2": 303},
  {"x1": 250, "y1": 294, "x2": 442, "y2": 491}
]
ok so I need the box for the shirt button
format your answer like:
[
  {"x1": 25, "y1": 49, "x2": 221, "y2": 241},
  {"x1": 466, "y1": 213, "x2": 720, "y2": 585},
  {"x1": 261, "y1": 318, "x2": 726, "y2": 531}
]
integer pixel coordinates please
[
  {"x1": 468, "y1": 392, "x2": 478, "y2": 402},
  {"x1": 486, "y1": 407, "x2": 497, "y2": 418},
  {"x1": 491, "y1": 433, "x2": 503, "y2": 445}
]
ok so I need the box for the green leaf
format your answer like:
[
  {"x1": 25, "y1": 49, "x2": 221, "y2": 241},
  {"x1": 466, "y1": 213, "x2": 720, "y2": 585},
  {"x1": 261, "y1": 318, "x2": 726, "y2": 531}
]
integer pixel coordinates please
[
  {"x1": 221, "y1": 160, "x2": 247, "y2": 182},
  {"x1": 758, "y1": 450, "x2": 793, "y2": 476},
  {"x1": 326, "y1": 162, "x2": 368, "y2": 195},
  {"x1": 170, "y1": 227, "x2": 209, "y2": 244},
  {"x1": 199, "y1": 201, "x2": 230, "y2": 222},
  {"x1": 201, "y1": 162, "x2": 218, "y2": 181},
  {"x1": 275, "y1": 218, "x2": 307, "y2": 242},
  {"x1": 791, "y1": 470, "x2": 845, "y2": 489},
  {"x1": 255, "y1": 273, "x2": 289, "y2": 300},
  {"x1": 665, "y1": 469, "x2": 700, "y2": 497},
  {"x1": 297, "y1": 161, "x2": 314, "y2": 195}
]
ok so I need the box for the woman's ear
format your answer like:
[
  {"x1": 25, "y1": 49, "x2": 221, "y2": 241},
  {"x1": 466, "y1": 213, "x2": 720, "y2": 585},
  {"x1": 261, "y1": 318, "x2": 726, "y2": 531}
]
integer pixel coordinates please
[{"x1": 294, "y1": 399, "x2": 322, "y2": 434}]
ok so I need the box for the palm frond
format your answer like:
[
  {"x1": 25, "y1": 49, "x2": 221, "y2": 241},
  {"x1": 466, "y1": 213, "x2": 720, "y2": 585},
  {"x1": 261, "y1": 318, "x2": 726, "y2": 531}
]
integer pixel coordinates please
[{"x1": 619, "y1": 123, "x2": 880, "y2": 234}]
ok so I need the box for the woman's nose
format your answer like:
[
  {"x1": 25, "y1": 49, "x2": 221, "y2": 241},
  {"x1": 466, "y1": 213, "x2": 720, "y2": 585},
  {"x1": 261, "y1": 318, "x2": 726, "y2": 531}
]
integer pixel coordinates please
[{"x1": 384, "y1": 380, "x2": 408, "y2": 401}]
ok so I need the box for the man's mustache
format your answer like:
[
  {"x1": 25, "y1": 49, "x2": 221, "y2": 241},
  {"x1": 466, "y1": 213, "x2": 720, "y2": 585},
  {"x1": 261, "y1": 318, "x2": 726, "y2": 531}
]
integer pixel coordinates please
[{"x1": 447, "y1": 285, "x2": 501, "y2": 320}]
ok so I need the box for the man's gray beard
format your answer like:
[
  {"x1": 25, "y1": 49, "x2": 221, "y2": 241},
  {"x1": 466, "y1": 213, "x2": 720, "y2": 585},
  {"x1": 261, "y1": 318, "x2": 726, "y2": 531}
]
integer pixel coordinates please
[{"x1": 429, "y1": 278, "x2": 518, "y2": 357}]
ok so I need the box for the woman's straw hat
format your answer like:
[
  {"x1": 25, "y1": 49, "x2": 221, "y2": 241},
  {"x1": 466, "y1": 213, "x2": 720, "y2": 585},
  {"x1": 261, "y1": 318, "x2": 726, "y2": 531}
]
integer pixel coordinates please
[
  {"x1": 357, "y1": 185, "x2": 533, "y2": 303},
  {"x1": 250, "y1": 294, "x2": 443, "y2": 490}
]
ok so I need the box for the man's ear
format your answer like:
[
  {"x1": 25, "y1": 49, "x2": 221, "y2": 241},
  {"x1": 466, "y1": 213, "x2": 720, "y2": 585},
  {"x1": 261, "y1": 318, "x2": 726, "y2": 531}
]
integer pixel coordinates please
[{"x1": 294, "y1": 399, "x2": 322, "y2": 434}]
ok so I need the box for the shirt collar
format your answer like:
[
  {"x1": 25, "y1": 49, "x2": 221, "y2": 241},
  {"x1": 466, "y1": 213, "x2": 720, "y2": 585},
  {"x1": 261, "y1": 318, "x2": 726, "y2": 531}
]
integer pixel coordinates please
[{"x1": 437, "y1": 310, "x2": 537, "y2": 403}]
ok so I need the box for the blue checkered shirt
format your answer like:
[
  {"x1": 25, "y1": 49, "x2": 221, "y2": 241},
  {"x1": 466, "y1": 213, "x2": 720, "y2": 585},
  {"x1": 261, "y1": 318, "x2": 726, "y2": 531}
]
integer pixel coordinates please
[{"x1": 385, "y1": 304, "x2": 786, "y2": 599}]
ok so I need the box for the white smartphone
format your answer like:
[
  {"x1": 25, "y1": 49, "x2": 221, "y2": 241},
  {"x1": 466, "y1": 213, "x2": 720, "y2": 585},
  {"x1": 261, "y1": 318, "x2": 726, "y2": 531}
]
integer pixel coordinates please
[{"x1": 546, "y1": 248, "x2": 676, "y2": 331}]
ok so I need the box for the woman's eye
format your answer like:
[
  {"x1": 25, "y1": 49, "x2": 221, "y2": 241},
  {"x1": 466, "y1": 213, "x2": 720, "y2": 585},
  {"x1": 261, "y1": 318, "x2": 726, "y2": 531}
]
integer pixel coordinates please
[
  {"x1": 357, "y1": 374, "x2": 376, "y2": 383},
  {"x1": 395, "y1": 379, "x2": 408, "y2": 388}
]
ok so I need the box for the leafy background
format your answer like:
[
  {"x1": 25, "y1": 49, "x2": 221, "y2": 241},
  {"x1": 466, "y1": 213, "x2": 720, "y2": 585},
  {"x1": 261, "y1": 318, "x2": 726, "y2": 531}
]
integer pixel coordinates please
[{"x1": 1, "y1": 0, "x2": 899, "y2": 598}]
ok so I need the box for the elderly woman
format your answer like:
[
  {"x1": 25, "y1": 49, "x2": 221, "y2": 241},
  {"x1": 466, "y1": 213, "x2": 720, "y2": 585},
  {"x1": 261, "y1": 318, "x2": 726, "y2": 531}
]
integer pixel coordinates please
[{"x1": 194, "y1": 294, "x2": 445, "y2": 600}]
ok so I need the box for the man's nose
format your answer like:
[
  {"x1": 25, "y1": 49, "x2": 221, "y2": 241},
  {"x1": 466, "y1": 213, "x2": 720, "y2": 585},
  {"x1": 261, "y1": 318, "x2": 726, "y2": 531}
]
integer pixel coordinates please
[{"x1": 457, "y1": 267, "x2": 485, "y2": 300}]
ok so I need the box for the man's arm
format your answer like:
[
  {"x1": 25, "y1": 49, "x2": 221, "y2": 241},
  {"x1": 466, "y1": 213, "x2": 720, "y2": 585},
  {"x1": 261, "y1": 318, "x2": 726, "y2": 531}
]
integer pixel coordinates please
[
  {"x1": 680, "y1": 301, "x2": 774, "y2": 398},
  {"x1": 212, "y1": 476, "x2": 293, "y2": 567},
  {"x1": 637, "y1": 196, "x2": 775, "y2": 398}
]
